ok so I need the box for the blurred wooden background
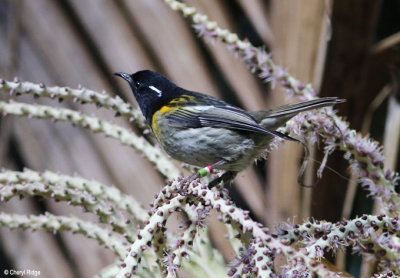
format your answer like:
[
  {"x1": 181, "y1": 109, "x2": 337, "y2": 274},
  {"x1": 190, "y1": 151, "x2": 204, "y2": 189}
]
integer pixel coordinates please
[{"x1": 0, "y1": 0, "x2": 399, "y2": 277}]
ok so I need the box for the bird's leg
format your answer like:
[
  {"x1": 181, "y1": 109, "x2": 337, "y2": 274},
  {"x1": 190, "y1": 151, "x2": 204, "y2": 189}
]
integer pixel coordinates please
[
  {"x1": 179, "y1": 161, "x2": 227, "y2": 192},
  {"x1": 198, "y1": 160, "x2": 226, "y2": 178},
  {"x1": 208, "y1": 171, "x2": 237, "y2": 189}
]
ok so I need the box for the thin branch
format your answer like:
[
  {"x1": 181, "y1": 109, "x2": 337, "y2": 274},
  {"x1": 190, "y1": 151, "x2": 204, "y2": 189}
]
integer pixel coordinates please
[
  {"x1": 0, "y1": 78, "x2": 146, "y2": 127},
  {"x1": 0, "y1": 212, "x2": 127, "y2": 258},
  {"x1": 0, "y1": 100, "x2": 181, "y2": 179},
  {"x1": 0, "y1": 168, "x2": 148, "y2": 222},
  {"x1": 0, "y1": 182, "x2": 134, "y2": 239}
]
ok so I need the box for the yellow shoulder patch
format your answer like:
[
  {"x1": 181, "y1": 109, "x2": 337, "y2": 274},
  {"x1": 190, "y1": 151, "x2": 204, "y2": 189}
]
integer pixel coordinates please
[
  {"x1": 159, "y1": 105, "x2": 176, "y2": 114},
  {"x1": 151, "y1": 111, "x2": 162, "y2": 139},
  {"x1": 152, "y1": 95, "x2": 196, "y2": 139}
]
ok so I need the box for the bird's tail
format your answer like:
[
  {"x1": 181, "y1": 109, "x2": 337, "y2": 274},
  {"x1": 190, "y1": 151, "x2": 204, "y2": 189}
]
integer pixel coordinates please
[
  {"x1": 252, "y1": 97, "x2": 345, "y2": 187},
  {"x1": 262, "y1": 97, "x2": 344, "y2": 118},
  {"x1": 250, "y1": 97, "x2": 344, "y2": 129}
]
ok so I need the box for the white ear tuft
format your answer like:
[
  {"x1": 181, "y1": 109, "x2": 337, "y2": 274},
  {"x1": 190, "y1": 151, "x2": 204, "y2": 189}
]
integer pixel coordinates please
[{"x1": 149, "y1": 86, "x2": 162, "y2": 97}]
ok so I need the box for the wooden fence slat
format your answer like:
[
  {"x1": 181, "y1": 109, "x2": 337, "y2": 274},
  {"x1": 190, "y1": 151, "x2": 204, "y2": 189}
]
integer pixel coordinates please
[
  {"x1": 121, "y1": 0, "x2": 221, "y2": 97},
  {"x1": 267, "y1": 0, "x2": 329, "y2": 226}
]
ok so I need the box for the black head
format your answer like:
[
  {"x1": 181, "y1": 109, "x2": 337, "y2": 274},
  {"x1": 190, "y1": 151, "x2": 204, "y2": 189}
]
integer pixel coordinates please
[{"x1": 115, "y1": 70, "x2": 182, "y2": 123}]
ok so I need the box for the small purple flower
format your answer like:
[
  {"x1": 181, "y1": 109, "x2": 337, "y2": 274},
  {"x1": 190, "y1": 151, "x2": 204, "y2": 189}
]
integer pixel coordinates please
[{"x1": 192, "y1": 23, "x2": 207, "y2": 37}]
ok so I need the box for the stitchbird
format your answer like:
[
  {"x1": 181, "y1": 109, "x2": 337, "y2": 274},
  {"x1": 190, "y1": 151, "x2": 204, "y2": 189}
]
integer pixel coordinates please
[{"x1": 115, "y1": 70, "x2": 343, "y2": 183}]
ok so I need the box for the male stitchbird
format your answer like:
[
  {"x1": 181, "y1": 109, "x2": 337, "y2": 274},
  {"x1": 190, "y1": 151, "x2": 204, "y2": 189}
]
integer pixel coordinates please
[{"x1": 115, "y1": 70, "x2": 343, "y2": 183}]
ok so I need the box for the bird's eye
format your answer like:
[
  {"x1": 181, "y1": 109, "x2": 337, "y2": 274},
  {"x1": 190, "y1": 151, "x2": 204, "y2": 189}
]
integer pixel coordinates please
[{"x1": 135, "y1": 81, "x2": 141, "y2": 87}]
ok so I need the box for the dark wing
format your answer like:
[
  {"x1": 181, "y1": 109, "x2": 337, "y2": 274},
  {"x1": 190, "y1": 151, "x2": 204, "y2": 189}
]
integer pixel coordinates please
[{"x1": 166, "y1": 104, "x2": 297, "y2": 141}]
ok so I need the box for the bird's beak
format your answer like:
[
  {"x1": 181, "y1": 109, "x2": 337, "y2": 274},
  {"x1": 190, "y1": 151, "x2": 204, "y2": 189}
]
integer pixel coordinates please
[{"x1": 114, "y1": 72, "x2": 132, "y2": 83}]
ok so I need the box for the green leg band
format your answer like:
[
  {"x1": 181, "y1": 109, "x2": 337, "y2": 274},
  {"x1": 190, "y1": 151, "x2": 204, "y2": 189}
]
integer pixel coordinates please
[{"x1": 198, "y1": 168, "x2": 209, "y2": 177}]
